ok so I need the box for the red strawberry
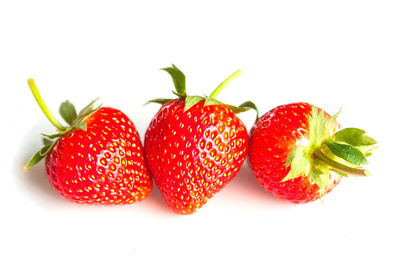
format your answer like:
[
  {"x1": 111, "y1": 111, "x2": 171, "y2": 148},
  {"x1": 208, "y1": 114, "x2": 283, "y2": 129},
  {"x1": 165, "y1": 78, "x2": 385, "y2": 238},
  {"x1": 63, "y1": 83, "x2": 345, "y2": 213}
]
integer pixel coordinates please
[
  {"x1": 144, "y1": 65, "x2": 256, "y2": 214},
  {"x1": 248, "y1": 102, "x2": 377, "y2": 203},
  {"x1": 26, "y1": 79, "x2": 152, "y2": 204}
]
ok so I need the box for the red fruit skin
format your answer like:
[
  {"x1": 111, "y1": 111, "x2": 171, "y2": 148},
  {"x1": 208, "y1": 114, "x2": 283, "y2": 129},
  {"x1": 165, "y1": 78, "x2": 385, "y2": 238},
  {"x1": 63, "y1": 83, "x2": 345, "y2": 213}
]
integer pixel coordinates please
[
  {"x1": 248, "y1": 102, "x2": 342, "y2": 203},
  {"x1": 144, "y1": 99, "x2": 248, "y2": 214},
  {"x1": 45, "y1": 107, "x2": 152, "y2": 204}
]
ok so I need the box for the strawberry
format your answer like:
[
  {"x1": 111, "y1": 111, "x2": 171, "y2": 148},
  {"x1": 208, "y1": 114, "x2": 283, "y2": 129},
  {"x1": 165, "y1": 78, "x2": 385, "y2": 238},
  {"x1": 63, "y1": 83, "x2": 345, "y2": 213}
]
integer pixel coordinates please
[
  {"x1": 26, "y1": 79, "x2": 152, "y2": 204},
  {"x1": 248, "y1": 102, "x2": 377, "y2": 203},
  {"x1": 144, "y1": 65, "x2": 257, "y2": 214}
]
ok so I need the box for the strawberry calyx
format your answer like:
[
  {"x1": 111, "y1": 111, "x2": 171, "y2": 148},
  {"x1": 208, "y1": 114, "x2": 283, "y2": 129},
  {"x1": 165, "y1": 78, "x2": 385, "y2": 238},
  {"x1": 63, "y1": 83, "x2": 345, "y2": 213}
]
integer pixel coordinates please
[
  {"x1": 147, "y1": 64, "x2": 258, "y2": 118},
  {"x1": 25, "y1": 78, "x2": 102, "y2": 168},
  {"x1": 283, "y1": 106, "x2": 377, "y2": 195}
]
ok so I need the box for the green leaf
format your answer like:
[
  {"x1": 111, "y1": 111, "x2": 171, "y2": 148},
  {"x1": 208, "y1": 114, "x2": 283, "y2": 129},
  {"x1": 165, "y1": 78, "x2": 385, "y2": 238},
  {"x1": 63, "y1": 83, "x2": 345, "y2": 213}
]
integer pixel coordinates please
[
  {"x1": 309, "y1": 164, "x2": 329, "y2": 195},
  {"x1": 59, "y1": 100, "x2": 77, "y2": 125},
  {"x1": 309, "y1": 169, "x2": 323, "y2": 188},
  {"x1": 226, "y1": 104, "x2": 249, "y2": 114},
  {"x1": 42, "y1": 138, "x2": 52, "y2": 146},
  {"x1": 313, "y1": 149, "x2": 370, "y2": 177},
  {"x1": 161, "y1": 64, "x2": 186, "y2": 97},
  {"x1": 72, "y1": 98, "x2": 102, "y2": 130},
  {"x1": 238, "y1": 101, "x2": 259, "y2": 119},
  {"x1": 326, "y1": 108, "x2": 341, "y2": 136},
  {"x1": 25, "y1": 150, "x2": 46, "y2": 168},
  {"x1": 204, "y1": 97, "x2": 223, "y2": 107},
  {"x1": 332, "y1": 128, "x2": 377, "y2": 146},
  {"x1": 184, "y1": 96, "x2": 204, "y2": 111},
  {"x1": 285, "y1": 146, "x2": 302, "y2": 167},
  {"x1": 308, "y1": 106, "x2": 328, "y2": 147},
  {"x1": 330, "y1": 168, "x2": 349, "y2": 177},
  {"x1": 282, "y1": 146, "x2": 311, "y2": 182},
  {"x1": 325, "y1": 142, "x2": 368, "y2": 166},
  {"x1": 146, "y1": 98, "x2": 174, "y2": 105},
  {"x1": 25, "y1": 143, "x2": 54, "y2": 168},
  {"x1": 77, "y1": 98, "x2": 101, "y2": 118},
  {"x1": 40, "y1": 132, "x2": 62, "y2": 139},
  {"x1": 76, "y1": 122, "x2": 87, "y2": 131},
  {"x1": 355, "y1": 144, "x2": 377, "y2": 156}
]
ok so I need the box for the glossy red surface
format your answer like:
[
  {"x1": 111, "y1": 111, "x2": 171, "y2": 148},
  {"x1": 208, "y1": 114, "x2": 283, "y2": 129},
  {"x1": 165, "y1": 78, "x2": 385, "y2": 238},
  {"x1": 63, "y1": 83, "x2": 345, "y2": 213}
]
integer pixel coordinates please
[
  {"x1": 45, "y1": 107, "x2": 152, "y2": 204},
  {"x1": 145, "y1": 99, "x2": 248, "y2": 214},
  {"x1": 248, "y1": 102, "x2": 342, "y2": 203}
]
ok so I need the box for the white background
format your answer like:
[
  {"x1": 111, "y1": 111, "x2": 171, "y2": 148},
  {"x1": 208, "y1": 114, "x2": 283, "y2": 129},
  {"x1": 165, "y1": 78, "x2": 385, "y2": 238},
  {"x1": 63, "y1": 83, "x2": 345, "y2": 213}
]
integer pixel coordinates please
[{"x1": 0, "y1": 1, "x2": 399, "y2": 266}]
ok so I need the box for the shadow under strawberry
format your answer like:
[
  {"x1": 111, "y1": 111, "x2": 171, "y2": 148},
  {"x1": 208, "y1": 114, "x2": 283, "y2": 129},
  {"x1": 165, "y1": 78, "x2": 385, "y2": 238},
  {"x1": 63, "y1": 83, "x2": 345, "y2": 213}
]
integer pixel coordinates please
[{"x1": 224, "y1": 162, "x2": 294, "y2": 206}]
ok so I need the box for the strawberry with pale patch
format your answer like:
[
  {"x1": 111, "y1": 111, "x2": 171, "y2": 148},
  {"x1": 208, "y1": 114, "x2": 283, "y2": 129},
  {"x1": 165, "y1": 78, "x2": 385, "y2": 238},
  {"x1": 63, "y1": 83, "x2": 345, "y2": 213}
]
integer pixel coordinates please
[
  {"x1": 248, "y1": 102, "x2": 377, "y2": 203},
  {"x1": 145, "y1": 65, "x2": 257, "y2": 214},
  {"x1": 26, "y1": 79, "x2": 152, "y2": 204}
]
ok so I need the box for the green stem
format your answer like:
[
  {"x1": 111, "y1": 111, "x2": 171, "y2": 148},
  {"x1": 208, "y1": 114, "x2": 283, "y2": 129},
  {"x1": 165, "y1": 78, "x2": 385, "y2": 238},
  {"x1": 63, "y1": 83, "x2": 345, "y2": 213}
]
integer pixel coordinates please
[
  {"x1": 28, "y1": 78, "x2": 66, "y2": 132},
  {"x1": 313, "y1": 149, "x2": 370, "y2": 177},
  {"x1": 209, "y1": 69, "x2": 242, "y2": 99}
]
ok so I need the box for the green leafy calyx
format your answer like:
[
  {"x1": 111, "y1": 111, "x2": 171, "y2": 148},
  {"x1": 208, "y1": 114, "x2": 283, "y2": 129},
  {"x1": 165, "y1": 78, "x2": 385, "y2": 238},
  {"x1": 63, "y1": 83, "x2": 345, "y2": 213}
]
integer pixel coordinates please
[
  {"x1": 148, "y1": 65, "x2": 258, "y2": 117},
  {"x1": 161, "y1": 64, "x2": 186, "y2": 97},
  {"x1": 26, "y1": 78, "x2": 101, "y2": 168},
  {"x1": 283, "y1": 106, "x2": 377, "y2": 195}
]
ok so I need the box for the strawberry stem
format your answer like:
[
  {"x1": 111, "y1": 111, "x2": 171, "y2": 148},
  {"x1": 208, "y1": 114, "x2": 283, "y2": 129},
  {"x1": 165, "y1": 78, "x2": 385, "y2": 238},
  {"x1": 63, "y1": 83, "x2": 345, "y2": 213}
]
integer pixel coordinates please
[
  {"x1": 209, "y1": 69, "x2": 242, "y2": 99},
  {"x1": 313, "y1": 149, "x2": 370, "y2": 177},
  {"x1": 28, "y1": 78, "x2": 67, "y2": 132}
]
